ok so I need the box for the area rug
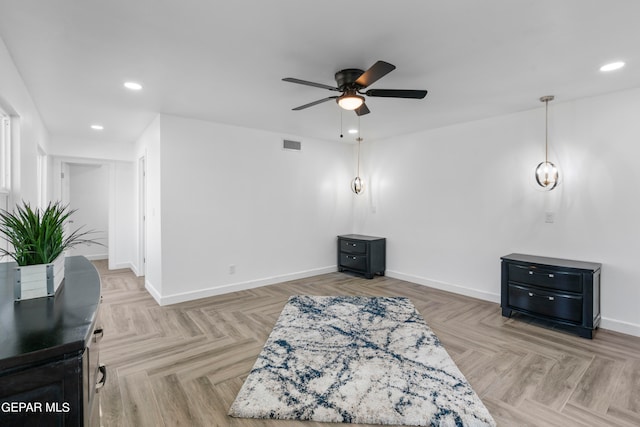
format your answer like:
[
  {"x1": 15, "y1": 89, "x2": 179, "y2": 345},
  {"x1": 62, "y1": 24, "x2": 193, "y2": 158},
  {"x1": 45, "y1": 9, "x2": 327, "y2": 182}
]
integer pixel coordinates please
[{"x1": 228, "y1": 295, "x2": 496, "y2": 426}]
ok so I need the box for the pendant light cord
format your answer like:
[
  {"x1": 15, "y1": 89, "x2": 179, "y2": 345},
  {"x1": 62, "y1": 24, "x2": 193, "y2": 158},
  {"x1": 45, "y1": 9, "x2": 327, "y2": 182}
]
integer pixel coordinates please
[
  {"x1": 545, "y1": 98, "x2": 549, "y2": 163},
  {"x1": 356, "y1": 116, "x2": 361, "y2": 176},
  {"x1": 540, "y1": 95, "x2": 554, "y2": 163}
]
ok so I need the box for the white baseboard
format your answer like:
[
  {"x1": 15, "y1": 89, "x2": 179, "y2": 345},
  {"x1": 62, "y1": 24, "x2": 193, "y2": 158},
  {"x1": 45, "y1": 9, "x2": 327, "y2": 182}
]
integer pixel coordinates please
[
  {"x1": 140, "y1": 265, "x2": 640, "y2": 338},
  {"x1": 145, "y1": 278, "x2": 162, "y2": 305},
  {"x1": 84, "y1": 253, "x2": 108, "y2": 261},
  {"x1": 386, "y1": 270, "x2": 501, "y2": 304},
  {"x1": 386, "y1": 270, "x2": 640, "y2": 338},
  {"x1": 108, "y1": 260, "x2": 135, "y2": 271},
  {"x1": 600, "y1": 317, "x2": 640, "y2": 337},
  {"x1": 156, "y1": 266, "x2": 337, "y2": 306}
]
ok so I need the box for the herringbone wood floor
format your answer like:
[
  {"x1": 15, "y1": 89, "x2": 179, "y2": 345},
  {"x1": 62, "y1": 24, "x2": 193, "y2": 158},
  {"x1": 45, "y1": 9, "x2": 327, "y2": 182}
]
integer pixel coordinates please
[{"x1": 94, "y1": 261, "x2": 640, "y2": 427}]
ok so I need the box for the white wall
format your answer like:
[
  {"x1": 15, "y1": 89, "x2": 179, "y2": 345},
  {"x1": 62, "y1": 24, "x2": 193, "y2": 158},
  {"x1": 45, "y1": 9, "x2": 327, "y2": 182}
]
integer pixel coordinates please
[
  {"x1": 0, "y1": 36, "x2": 50, "y2": 204},
  {"x1": 134, "y1": 116, "x2": 162, "y2": 297},
  {"x1": 145, "y1": 114, "x2": 353, "y2": 304},
  {"x1": 67, "y1": 163, "x2": 109, "y2": 259},
  {"x1": 51, "y1": 157, "x2": 138, "y2": 272},
  {"x1": 111, "y1": 161, "x2": 137, "y2": 271},
  {"x1": 51, "y1": 135, "x2": 134, "y2": 162},
  {"x1": 354, "y1": 88, "x2": 640, "y2": 336}
]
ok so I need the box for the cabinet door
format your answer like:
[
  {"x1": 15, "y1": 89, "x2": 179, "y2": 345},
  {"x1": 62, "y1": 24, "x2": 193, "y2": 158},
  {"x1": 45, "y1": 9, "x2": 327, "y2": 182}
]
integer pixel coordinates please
[{"x1": 0, "y1": 355, "x2": 82, "y2": 427}]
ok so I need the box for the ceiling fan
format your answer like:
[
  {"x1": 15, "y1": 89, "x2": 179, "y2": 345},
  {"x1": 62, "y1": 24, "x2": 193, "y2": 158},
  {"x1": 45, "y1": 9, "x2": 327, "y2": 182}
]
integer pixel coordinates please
[{"x1": 282, "y1": 60, "x2": 428, "y2": 116}]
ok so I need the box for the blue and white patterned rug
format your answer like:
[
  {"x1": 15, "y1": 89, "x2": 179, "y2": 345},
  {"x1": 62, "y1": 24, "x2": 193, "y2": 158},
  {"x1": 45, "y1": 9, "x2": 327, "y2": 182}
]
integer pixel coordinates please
[{"x1": 229, "y1": 295, "x2": 496, "y2": 426}]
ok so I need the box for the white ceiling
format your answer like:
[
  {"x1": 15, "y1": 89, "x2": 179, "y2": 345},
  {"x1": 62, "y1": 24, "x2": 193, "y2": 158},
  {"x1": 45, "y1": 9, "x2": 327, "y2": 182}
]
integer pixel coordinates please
[{"x1": 0, "y1": 0, "x2": 639, "y2": 146}]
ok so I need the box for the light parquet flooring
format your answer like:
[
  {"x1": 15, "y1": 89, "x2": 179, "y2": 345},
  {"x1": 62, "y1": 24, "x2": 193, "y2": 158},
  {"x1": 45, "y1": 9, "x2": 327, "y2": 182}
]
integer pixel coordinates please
[{"x1": 94, "y1": 261, "x2": 640, "y2": 427}]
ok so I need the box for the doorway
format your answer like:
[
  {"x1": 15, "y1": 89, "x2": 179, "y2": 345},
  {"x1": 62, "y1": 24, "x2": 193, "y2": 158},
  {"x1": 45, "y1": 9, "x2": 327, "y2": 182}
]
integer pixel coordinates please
[{"x1": 61, "y1": 162, "x2": 109, "y2": 259}]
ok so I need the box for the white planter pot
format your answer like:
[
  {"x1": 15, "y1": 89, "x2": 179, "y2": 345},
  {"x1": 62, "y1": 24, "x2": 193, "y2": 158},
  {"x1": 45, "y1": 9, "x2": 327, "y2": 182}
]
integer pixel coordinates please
[{"x1": 13, "y1": 255, "x2": 65, "y2": 301}]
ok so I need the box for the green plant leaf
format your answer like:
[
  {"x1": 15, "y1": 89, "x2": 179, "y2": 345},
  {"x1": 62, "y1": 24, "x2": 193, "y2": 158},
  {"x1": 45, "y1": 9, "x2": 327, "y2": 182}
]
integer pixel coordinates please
[{"x1": 0, "y1": 201, "x2": 104, "y2": 266}]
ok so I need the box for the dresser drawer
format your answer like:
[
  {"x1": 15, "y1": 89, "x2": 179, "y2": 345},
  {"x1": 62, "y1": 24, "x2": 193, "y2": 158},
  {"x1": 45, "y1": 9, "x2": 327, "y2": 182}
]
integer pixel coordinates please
[
  {"x1": 340, "y1": 253, "x2": 367, "y2": 271},
  {"x1": 508, "y1": 264, "x2": 582, "y2": 293},
  {"x1": 508, "y1": 284, "x2": 582, "y2": 323},
  {"x1": 340, "y1": 239, "x2": 367, "y2": 254}
]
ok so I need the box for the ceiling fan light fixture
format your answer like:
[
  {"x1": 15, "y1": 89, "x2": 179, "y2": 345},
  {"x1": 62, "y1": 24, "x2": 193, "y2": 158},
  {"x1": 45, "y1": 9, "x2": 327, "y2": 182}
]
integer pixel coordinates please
[{"x1": 337, "y1": 92, "x2": 364, "y2": 111}]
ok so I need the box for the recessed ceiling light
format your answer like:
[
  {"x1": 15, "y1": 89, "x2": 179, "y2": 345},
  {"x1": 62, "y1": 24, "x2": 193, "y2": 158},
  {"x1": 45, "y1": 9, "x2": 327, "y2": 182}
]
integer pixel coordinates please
[
  {"x1": 600, "y1": 61, "x2": 625, "y2": 72},
  {"x1": 124, "y1": 81, "x2": 143, "y2": 90},
  {"x1": 91, "y1": 124, "x2": 104, "y2": 130},
  {"x1": 348, "y1": 129, "x2": 358, "y2": 134}
]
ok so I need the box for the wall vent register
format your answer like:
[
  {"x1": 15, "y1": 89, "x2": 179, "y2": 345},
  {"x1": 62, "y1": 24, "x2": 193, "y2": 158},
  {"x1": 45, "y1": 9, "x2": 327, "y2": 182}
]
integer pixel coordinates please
[
  {"x1": 501, "y1": 253, "x2": 601, "y2": 338},
  {"x1": 282, "y1": 139, "x2": 301, "y2": 151}
]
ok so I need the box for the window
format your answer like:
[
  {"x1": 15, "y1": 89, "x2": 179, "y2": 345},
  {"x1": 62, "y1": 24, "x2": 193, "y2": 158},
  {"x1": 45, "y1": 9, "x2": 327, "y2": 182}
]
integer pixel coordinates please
[
  {"x1": 0, "y1": 109, "x2": 8, "y2": 258},
  {"x1": 0, "y1": 109, "x2": 10, "y2": 193}
]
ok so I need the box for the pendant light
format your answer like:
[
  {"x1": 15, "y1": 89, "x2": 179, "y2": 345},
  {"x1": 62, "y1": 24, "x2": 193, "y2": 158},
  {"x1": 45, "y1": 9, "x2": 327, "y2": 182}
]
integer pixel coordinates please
[
  {"x1": 351, "y1": 136, "x2": 364, "y2": 194},
  {"x1": 351, "y1": 117, "x2": 364, "y2": 194},
  {"x1": 535, "y1": 95, "x2": 559, "y2": 190}
]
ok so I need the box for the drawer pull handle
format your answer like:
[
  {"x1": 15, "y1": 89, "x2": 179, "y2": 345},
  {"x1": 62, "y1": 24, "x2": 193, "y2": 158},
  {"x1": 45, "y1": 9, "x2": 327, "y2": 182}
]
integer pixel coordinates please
[
  {"x1": 548, "y1": 296, "x2": 555, "y2": 301},
  {"x1": 529, "y1": 271, "x2": 533, "y2": 275},
  {"x1": 96, "y1": 364, "x2": 107, "y2": 390},
  {"x1": 528, "y1": 292, "x2": 534, "y2": 297},
  {"x1": 93, "y1": 327, "x2": 104, "y2": 342},
  {"x1": 548, "y1": 274, "x2": 554, "y2": 278}
]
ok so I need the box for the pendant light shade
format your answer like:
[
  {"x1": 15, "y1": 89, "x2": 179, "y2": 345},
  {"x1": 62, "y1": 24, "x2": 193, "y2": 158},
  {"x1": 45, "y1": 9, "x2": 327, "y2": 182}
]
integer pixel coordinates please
[
  {"x1": 535, "y1": 160, "x2": 559, "y2": 189},
  {"x1": 351, "y1": 176, "x2": 364, "y2": 194},
  {"x1": 535, "y1": 95, "x2": 559, "y2": 190}
]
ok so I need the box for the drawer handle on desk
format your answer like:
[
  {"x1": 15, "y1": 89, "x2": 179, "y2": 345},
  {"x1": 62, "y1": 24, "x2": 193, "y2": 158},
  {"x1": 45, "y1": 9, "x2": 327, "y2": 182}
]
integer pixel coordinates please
[
  {"x1": 529, "y1": 271, "x2": 533, "y2": 275},
  {"x1": 548, "y1": 274, "x2": 554, "y2": 278},
  {"x1": 527, "y1": 292, "x2": 555, "y2": 301},
  {"x1": 93, "y1": 327, "x2": 104, "y2": 342},
  {"x1": 96, "y1": 364, "x2": 107, "y2": 390}
]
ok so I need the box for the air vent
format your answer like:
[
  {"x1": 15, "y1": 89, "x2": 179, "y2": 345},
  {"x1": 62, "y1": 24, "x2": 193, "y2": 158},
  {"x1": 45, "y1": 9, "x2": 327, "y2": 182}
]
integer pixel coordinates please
[{"x1": 283, "y1": 139, "x2": 301, "y2": 151}]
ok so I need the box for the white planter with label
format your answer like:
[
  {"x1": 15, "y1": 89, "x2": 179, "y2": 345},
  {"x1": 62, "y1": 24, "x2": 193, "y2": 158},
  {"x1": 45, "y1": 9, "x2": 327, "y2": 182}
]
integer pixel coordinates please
[{"x1": 13, "y1": 255, "x2": 65, "y2": 301}]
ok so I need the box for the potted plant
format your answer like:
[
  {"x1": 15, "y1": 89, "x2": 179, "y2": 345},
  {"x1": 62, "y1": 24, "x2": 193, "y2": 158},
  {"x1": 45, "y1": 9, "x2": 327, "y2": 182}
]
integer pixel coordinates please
[{"x1": 0, "y1": 201, "x2": 101, "y2": 301}]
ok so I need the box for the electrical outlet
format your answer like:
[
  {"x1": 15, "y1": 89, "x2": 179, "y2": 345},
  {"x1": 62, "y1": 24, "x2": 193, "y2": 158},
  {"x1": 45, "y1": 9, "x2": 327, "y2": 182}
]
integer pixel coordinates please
[{"x1": 545, "y1": 212, "x2": 555, "y2": 223}]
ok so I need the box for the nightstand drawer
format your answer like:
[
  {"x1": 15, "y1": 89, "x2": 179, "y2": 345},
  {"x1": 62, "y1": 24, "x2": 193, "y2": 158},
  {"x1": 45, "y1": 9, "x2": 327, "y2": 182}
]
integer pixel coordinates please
[
  {"x1": 508, "y1": 284, "x2": 582, "y2": 323},
  {"x1": 340, "y1": 253, "x2": 367, "y2": 271},
  {"x1": 508, "y1": 264, "x2": 582, "y2": 293},
  {"x1": 340, "y1": 239, "x2": 367, "y2": 254}
]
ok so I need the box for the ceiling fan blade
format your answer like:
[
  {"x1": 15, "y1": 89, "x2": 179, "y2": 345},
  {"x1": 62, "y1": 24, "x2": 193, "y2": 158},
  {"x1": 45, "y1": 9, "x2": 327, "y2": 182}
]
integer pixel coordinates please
[
  {"x1": 354, "y1": 61, "x2": 396, "y2": 88},
  {"x1": 355, "y1": 103, "x2": 370, "y2": 116},
  {"x1": 365, "y1": 89, "x2": 428, "y2": 99},
  {"x1": 282, "y1": 77, "x2": 339, "y2": 91},
  {"x1": 292, "y1": 96, "x2": 338, "y2": 111}
]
